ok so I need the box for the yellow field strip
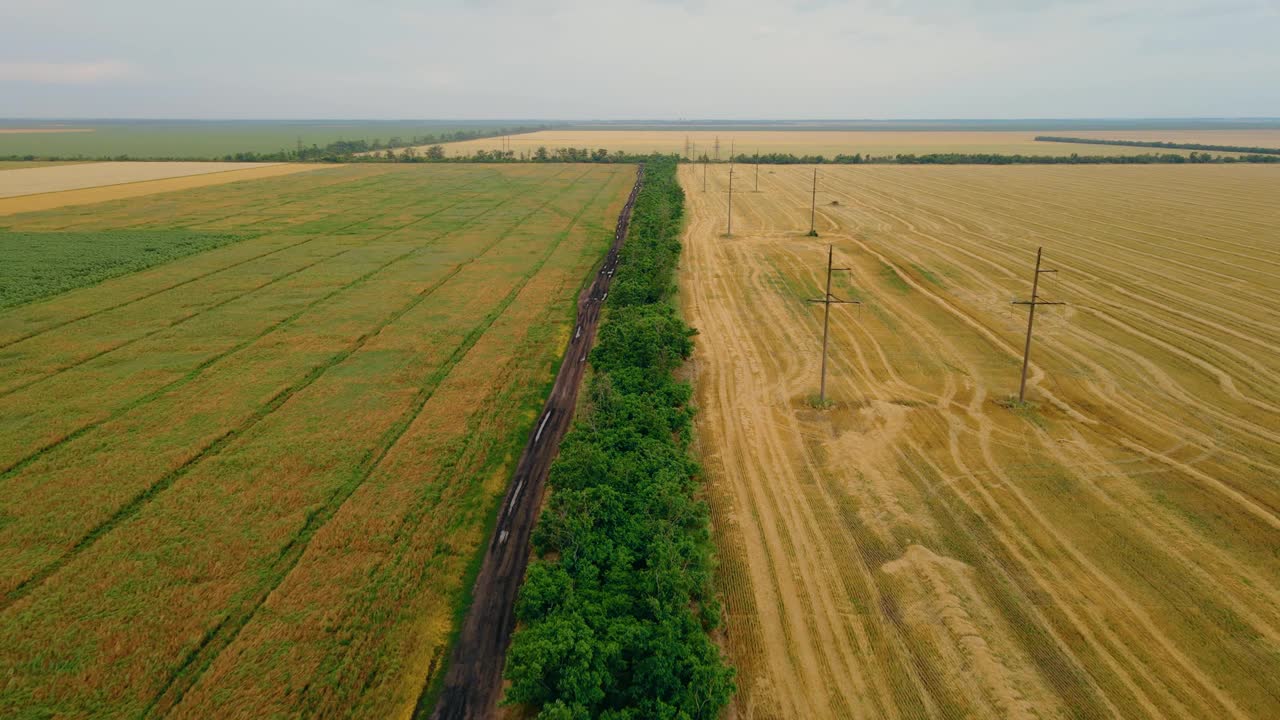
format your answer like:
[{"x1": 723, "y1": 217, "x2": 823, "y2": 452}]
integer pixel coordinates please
[{"x1": 0, "y1": 164, "x2": 335, "y2": 216}]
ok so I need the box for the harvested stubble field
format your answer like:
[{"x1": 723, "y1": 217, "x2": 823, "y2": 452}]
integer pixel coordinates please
[
  {"x1": 0, "y1": 162, "x2": 634, "y2": 718},
  {"x1": 433, "y1": 130, "x2": 1258, "y2": 159},
  {"x1": 0, "y1": 161, "x2": 294, "y2": 198},
  {"x1": 0, "y1": 162, "x2": 327, "y2": 215},
  {"x1": 679, "y1": 163, "x2": 1280, "y2": 719}
]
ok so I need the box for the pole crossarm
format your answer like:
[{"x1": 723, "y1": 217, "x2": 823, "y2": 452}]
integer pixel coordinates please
[{"x1": 805, "y1": 246, "x2": 859, "y2": 404}]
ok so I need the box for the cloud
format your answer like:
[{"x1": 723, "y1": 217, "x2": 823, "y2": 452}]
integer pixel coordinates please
[
  {"x1": 0, "y1": 60, "x2": 136, "y2": 84},
  {"x1": 0, "y1": 0, "x2": 1275, "y2": 117}
]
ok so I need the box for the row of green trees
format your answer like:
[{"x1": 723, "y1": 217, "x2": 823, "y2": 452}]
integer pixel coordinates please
[
  {"x1": 726, "y1": 152, "x2": 868, "y2": 164},
  {"x1": 891, "y1": 151, "x2": 1280, "y2": 164},
  {"x1": 370, "y1": 148, "x2": 1280, "y2": 166},
  {"x1": 368, "y1": 146, "x2": 654, "y2": 163},
  {"x1": 724, "y1": 151, "x2": 1280, "y2": 165},
  {"x1": 1035, "y1": 135, "x2": 1280, "y2": 156},
  {"x1": 221, "y1": 125, "x2": 547, "y2": 162},
  {"x1": 503, "y1": 157, "x2": 735, "y2": 719},
  {"x1": 0, "y1": 126, "x2": 547, "y2": 163}
]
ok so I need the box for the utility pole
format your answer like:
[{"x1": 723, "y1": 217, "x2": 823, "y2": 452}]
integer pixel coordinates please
[
  {"x1": 1012, "y1": 247, "x2": 1065, "y2": 403},
  {"x1": 726, "y1": 164, "x2": 734, "y2": 236},
  {"x1": 702, "y1": 156, "x2": 708, "y2": 192},
  {"x1": 807, "y1": 168, "x2": 819, "y2": 236},
  {"x1": 754, "y1": 148, "x2": 760, "y2": 191},
  {"x1": 714, "y1": 136, "x2": 720, "y2": 161},
  {"x1": 807, "y1": 245, "x2": 859, "y2": 405}
]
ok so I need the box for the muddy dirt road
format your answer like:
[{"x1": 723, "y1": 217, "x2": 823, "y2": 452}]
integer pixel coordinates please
[{"x1": 428, "y1": 165, "x2": 644, "y2": 720}]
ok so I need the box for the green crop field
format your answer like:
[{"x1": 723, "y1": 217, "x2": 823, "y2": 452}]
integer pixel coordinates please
[
  {"x1": 0, "y1": 120, "x2": 530, "y2": 159},
  {"x1": 0, "y1": 229, "x2": 255, "y2": 308},
  {"x1": 0, "y1": 161, "x2": 87, "y2": 170},
  {"x1": 0, "y1": 162, "x2": 634, "y2": 718}
]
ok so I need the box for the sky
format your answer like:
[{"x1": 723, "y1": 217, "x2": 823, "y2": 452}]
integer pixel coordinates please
[{"x1": 2, "y1": 0, "x2": 1278, "y2": 119}]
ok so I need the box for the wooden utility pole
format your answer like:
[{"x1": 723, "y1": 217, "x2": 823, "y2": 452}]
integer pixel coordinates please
[
  {"x1": 1012, "y1": 246, "x2": 1064, "y2": 403},
  {"x1": 702, "y1": 157, "x2": 708, "y2": 192},
  {"x1": 726, "y1": 164, "x2": 734, "y2": 236},
  {"x1": 807, "y1": 245, "x2": 859, "y2": 404},
  {"x1": 714, "y1": 136, "x2": 720, "y2": 161},
  {"x1": 807, "y1": 168, "x2": 819, "y2": 236}
]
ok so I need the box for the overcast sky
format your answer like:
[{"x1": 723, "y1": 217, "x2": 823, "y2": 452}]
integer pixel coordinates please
[{"x1": 2, "y1": 0, "x2": 1278, "y2": 119}]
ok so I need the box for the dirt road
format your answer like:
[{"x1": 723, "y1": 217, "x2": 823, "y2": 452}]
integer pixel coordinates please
[
  {"x1": 679, "y1": 164, "x2": 1280, "y2": 719},
  {"x1": 428, "y1": 165, "x2": 644, "y2": 720}
]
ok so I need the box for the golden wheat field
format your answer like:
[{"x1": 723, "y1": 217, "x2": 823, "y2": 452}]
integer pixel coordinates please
[
  {"x1": 677, "y1": 163, "x2": 1280, "y2": 719},
  {"x1": 0, "y1": 162, "x2": 328, "y2": 215},
  {"x1": 419, "y1": 129, "x2": 1280, "y2": 159},
  {"x1": 0, "y1": 161, "x2": 296, "y2": 198}
]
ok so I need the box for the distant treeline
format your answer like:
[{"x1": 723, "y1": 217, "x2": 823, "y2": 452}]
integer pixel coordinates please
[
  {"x1": 717, "y1": 151, "x2": 1280, "y2": 165},
  {"x1": 1035, "y1": 135, "x2": 1280, "y2": 156},
  {"x1": 369, "y1": 148, "x2": 1280, "y2": 165},
  {"x1": 362, "y1": 146, "x2": 665, "y2": 163},
  {"x1": 0, "y1": 125, "x2": 547, "y2": 163},
  {"x1": 350, "y1": 148, "x2": 1279, "y2": 165}
]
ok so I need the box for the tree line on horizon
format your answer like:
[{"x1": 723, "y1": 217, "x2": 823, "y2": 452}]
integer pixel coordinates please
[
  {"x1": 0, "y1": 125, "x2": 549, "y2": 163},
  {"x1": 1035, "y1": 135, "x2": 1280, "y2": 156}
]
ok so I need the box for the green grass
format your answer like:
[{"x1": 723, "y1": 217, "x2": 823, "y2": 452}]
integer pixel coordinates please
[
  {"x1": 0, "y1": 162, "x2": 634, "y2": 718},
  {"x1": 910, "y1": 262, "x2": 944, "y2": 288},
  {"x1": 0, "y1": 120, "x2": 522, "y2": 159},
  {"x1": 879, "y1": 261, "x2": 911, "y2": 293},
  {"x1": 0, "y1": 161, "x2": 85, "y2": 170},
  {"x1": 0, "y1": 230, "x2": 254, "y2": 309}
]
